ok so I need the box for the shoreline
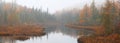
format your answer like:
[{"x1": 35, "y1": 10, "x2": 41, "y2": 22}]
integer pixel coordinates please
[
  {"x1": 66, "y1": 24, "x2": 120, "y2": 43},
  {"x1": 0, "y1": 24, "x2": 46, "y2": 40}
]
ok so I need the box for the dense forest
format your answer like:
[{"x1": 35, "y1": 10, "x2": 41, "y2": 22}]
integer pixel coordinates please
[
  {"x1": 78, "y1": 0, "x2": 120, "y2": 34},
  {"x1": 0, "y1": 2, "x2": 56, "y2": 25},
  {"x1": 0, "y1": 0, "x2": 120, "y2": 36},
  {"x1": 0, "y1": 0, "x2": 120, "y2": 43},
  {"x1": 77, "y1": 0, "x2": 120, "y2": 43}
]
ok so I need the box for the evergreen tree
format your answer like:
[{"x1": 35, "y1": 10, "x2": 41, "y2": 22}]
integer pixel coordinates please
[
  {"x1": 90, "y1": 0, "x2": 100, "y2": 25},
  {"x1": 101, "y1": 0, "x2": 114, "y2": 35}
]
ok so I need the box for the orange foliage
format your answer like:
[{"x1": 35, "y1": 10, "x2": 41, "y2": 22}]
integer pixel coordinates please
[
  {"x1": 0, "y1": 25, "x2": 45, "y2": 36},
  {"x1": 79, "y1": 4, "x2": 92, "y2": 23}
]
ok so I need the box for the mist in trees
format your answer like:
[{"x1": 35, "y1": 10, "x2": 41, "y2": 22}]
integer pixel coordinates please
[
  {"x1": 0, "y1": 0, "x2": 120, "y2": 35},
  {"x1": 0, "y1": 1, "x2": 56, "y2": 25},
  {"x1": 55, "y1": 9, "x2": 80, "y2": 24},
  {"x1": 79, "y1": 0, "x2": 120, "y2": 35},
  {"x1": 79, "y1": 1, "x2": 100, "y2": 26}
]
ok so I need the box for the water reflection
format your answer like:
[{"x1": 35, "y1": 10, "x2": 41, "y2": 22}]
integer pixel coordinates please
[
  {"x1": 0, "y1": 37, "x2": 16, "y2": 43},
  {"x1": 0, "y1": 25, "x2": 93, "y2": 43},
  {"x1": 16, "y1": 32, "x2": 77, "y2": 43},
  {"x1": 45, "y1": 25, "x2": 93, "y2": 38}
]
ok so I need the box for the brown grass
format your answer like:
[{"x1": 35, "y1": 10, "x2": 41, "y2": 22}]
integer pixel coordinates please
[
  {"x1": 66, "y1": 24, "x2": 120, "y2": 43},
  {"x1": 78, "y1": 33, "x2": 120, "y2": 43},
  {"x1": 0, "y1": 25, "x2": 45, "y2": 36}
]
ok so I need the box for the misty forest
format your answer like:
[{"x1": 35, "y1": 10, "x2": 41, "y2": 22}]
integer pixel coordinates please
[{"x1": 0, "y1": 0, "x2": 120, "y2": 43}]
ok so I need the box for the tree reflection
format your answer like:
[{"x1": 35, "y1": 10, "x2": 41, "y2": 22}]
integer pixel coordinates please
[{"x1": 0, "y1": 37, "x2": 16, "y2": 43}]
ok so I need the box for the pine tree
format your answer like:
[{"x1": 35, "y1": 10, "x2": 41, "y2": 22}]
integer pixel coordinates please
[{"x1": 90, "y1": 0, "x2": 99, "y2": 25}]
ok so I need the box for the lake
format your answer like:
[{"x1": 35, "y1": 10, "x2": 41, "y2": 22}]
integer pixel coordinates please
[{"x1": 0, "y1": 25, "x2": 93, "y2": 43}]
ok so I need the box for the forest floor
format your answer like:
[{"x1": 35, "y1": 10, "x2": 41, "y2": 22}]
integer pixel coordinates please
[
  {"x1": 66, "y1": 24, "x2": 120, "y2": 43},
  {"x1": 0, "y1": 24, "x2": 45, "y2": 40}
]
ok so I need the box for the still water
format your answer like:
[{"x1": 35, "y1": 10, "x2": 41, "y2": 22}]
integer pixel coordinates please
[
  {"x1": 17, "y1": 32, "x2": 77, "y2": 43},
  {"x1": 0, "y1": 25, "x2": 93, "y2": 43}
]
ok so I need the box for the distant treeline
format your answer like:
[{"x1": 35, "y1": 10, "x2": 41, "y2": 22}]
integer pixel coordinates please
[
  {"x1": 55, "y1": 0, "x2": 120, "y2": 35},
  {"x1": 55, "y1": 9, "x2": 80, "y2": 24},
  {"x1": 0, "y1": 2, "x2": 56, "y2": 25}
]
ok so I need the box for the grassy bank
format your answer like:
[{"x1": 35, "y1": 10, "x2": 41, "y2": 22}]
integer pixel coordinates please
[
  {"x1": 78, "y1": 33, "x2": 120, "y2": 43},
  {"x1": 0, "y1": 25, "x2": 45, "y2": 36},
  {"x1": 66, "y1": 24, "x2": 120, "y2": 43}
]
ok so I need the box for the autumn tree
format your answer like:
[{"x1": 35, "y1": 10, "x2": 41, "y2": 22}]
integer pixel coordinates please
[
  {"x1": 80, "y1": 4, "x2": 91, "y2": 24},
  {"x1": 101, "y1": 0, "x2": 116, "y2": 35}
]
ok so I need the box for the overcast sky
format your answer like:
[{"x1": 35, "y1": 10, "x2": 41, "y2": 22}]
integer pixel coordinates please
[{"x1": 2, "y1": 0, "x2": 105, "y2": 14}]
